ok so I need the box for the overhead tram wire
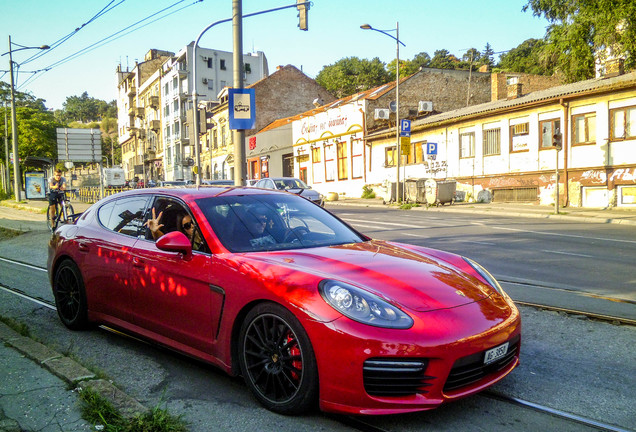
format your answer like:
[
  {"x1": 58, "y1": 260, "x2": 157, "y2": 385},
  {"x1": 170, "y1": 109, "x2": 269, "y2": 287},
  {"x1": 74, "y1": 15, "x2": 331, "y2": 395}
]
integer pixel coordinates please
[
  {"x1": 20, "y1": 0, "x2": 128, "y2": 66},
  {"x1": 15, "y1": 0, "x2": 203, "y2": 91}
]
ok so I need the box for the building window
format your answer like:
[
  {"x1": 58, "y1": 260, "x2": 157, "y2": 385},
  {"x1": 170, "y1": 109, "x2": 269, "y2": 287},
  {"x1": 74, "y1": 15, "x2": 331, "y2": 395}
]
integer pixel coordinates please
[
  {"x1": 404, "y1": 141, "x2": 424, "y2": 165},
  {"x1": 172, "y1": 77, "x2": 178, "y2": 90},
  {"x1": 207, "y1": 79, "x2": 214, "y2": 90},
  {"x1": 510, "y1": 122, "x2": 529, "y2": 152},
  {"x1": 572, "y1": 113, "x2": 596, "y2": 145},
  {"x1": 207, "y1": 58, "x2": 213, "y2": 68},
  {"x1": 460, "y1": 132, "x2": 475, "y2": 158},
  {"x1": 483, "y1": 128, "x2": 501, "y2": 156},
  {"x1": 220, "y1": 59, "x2": 226, "y2": 70},
  {"x1": 312, "y1": 146, "x2": 322, "y2": 183},
  {"x1": 164, "y1": 83, "x2": 169, "y2": 95},
  {"x1": 213, "y1": 129, "x2": 218, "y2": 149},
  {"x1": 325, "y1": 144, "x2": 335, "y2": 182},
  {"x1": 351, "y1": 140, "x2": 363, "y2": 179},
  {"x1": 610, "y1": 106, "x2": 636, "y2": 140},
  {"x1": 173, "y1": 100, "x2": 179, "y2": 115},
  {"x1": 385, "y1": 146, "x2": 396, "y2": 167},
  {"x1": 337, "y1": 142, "x2": 348, "y2": 180},
  {"x1": 221, "y1": 126, "x2": 226, "y2": 146},
  {"x1": 245, "y1": 63, "x2": 252, "y2": 74},
  {"x1": 540, "y1": 119, "x2": 560, "y2": 148}
]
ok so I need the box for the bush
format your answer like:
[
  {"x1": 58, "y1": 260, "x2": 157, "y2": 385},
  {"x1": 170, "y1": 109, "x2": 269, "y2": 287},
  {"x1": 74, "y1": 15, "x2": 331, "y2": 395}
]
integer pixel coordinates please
[{"x1": 361, "y1": 185, "x2": 376, "y2": 199}]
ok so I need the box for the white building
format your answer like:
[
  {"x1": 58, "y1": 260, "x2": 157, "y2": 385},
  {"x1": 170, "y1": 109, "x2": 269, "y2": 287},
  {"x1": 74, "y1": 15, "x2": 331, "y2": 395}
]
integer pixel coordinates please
[{"x1": 158, "y1": 43, "x2": 268, "y2": 181}]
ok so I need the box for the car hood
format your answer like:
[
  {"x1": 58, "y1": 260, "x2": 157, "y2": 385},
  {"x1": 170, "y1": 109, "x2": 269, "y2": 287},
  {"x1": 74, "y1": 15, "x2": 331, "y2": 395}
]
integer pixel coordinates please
[{"x1": 250, "y1": 240, "x2": 493, "y2": 312}]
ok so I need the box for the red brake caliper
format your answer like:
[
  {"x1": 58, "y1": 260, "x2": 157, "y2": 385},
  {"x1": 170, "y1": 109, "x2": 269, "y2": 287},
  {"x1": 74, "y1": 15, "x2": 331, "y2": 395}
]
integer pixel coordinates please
[{"x1": 287, "y1": 332, "x2": 302, "y2": 380}]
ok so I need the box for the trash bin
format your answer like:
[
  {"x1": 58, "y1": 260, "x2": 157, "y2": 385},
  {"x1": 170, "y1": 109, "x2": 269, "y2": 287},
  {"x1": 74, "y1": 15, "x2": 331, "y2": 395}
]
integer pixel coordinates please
[{"x1": 423, "y1": 179, "x2": 457, "y2": 206}]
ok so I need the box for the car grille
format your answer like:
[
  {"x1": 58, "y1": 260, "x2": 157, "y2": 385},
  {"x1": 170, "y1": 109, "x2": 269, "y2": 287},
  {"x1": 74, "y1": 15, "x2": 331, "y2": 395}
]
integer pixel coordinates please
[
  {"x1": 363, "y1": 358, "x2": 434, "y2": 397},
  {"x1": 443, "y1": 335, "x2": 520, "y2": 392}
]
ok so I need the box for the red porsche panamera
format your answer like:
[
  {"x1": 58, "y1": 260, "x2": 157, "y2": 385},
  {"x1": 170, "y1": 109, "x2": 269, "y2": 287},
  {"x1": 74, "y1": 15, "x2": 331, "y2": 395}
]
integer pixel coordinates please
[{"x1": 48, "y1": 187, "x2": 520, "y2": 415}]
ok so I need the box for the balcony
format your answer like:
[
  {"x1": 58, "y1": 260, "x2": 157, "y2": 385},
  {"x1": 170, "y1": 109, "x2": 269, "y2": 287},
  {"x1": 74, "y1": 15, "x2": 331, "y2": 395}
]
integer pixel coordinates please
[
  {"x1": 150, "y1": 120, "x2": 161, "y2": 131},
  {"x1": 135, "y1": 107, "x2": 145, "y2": 119},
  {"x1": 177, "y1": 68, "x2": 187, "y2": 79},
  {"x1": 127, "y1": 86, "x2": 136, "y2": 97},
  {"x1": 149, "y1": 95, "x2": 159, "y2": 109}
]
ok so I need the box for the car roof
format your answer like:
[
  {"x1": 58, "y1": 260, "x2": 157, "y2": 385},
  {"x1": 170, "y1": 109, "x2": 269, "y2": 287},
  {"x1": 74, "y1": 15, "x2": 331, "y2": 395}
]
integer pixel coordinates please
[{"x1": 99, "y1": 186, "x2": 283, "y2": 202}]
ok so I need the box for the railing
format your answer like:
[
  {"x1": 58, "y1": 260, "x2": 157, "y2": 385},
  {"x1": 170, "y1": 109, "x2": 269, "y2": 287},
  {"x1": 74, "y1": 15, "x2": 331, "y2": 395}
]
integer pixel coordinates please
[{"x1": 76, "y1": 186, "x2": 134, "y2": 203}]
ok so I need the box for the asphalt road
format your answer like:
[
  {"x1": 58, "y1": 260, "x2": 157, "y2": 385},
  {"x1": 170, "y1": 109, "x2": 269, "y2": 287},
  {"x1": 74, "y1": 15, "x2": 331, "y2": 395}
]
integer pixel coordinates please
[
  {"x1": 0, "y1": 205, "x2": 635, "y2": 431},
  {"x1": 329, "y1": 206, "x2": 636, "y2": 302}
]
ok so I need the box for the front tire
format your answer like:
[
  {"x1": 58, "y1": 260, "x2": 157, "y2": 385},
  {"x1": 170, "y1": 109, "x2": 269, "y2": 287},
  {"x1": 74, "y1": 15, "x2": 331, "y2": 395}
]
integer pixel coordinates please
[
  {"x1": 53, "y1": 260, "x2": 91, "y2": 330},
  {"x1": 64, "y1": 203, "x2": 75, "y2": 224},
  {"x1": 239, "y1": 303, "x2": 318, "y2": 415}
]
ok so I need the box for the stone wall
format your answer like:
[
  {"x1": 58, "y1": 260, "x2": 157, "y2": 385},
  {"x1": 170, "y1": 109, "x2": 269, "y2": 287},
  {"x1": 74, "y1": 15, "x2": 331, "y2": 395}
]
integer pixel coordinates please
[
  {"x1": 491, "y1": 72, "x2": 563, "y2": 101},
  {"x1": 366, "y1": 68, "x2": 491, "y2": 131},
  {"x1": 249, "y1": 65, "x2": 335, "y2": 135}
]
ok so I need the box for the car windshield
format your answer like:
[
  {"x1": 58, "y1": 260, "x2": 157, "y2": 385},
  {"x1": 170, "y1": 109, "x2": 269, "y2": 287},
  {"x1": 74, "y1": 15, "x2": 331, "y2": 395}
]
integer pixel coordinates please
[
  {"x1": 196, "y1": 194, "x2": 364, "y2": 252},
  {"x1": 273, "y1": 178, "x2": 307, "y2": 190}
]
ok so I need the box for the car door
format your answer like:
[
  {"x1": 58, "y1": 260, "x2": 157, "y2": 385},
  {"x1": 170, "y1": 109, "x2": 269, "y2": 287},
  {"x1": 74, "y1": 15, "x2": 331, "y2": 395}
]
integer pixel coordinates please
[
  {"x1": 79, "y1": 195, "x2": 150, "y2": 323},
  {"x1": 128, "y1": 196, "x2": 223, "y2": 354}
]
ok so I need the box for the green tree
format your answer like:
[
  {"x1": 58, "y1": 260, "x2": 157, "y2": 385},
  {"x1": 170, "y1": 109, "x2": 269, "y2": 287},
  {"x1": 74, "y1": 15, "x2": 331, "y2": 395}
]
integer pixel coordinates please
[
  {"x1": 429, "y1": 49, "x2": 460, "y2": 69},
  {"x1": 62, "y1": 91, "x2": 105, "y2": 123},
  {"x1": 16, "y1": 106, "x2": 62, "y2": 168},
  {"x1": 524, "y1": 0, "x2": 636, "y2": 82},
  {"x1": 480, "y1": 43, "x2": 495, "y2": 67},
  {"x1": 315, "y1": 57, "x2": 392, "y2": 98},
  {"x1": 499, "y1": 38, "x2": 555, "y2": 75}
]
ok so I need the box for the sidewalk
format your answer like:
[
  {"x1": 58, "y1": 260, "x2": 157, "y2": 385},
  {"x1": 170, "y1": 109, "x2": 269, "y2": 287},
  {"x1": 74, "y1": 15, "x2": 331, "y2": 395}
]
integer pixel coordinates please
[{"x1": 324, "y1": 197, "x2": 636, "y2": 226}]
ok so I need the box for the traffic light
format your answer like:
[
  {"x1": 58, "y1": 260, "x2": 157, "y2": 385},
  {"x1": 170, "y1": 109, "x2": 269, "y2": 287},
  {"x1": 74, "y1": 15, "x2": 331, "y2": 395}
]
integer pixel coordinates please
[
  {"x1": 552, "y1": 132, "x2": 562, "y2": 151},
  {"x1": 297, "y1": 0, "x2": 309, "y2": 31}
]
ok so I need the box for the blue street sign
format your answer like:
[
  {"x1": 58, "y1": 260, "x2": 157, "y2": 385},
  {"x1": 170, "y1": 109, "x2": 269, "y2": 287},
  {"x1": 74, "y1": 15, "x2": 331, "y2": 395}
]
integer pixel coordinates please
[
  {"x1": 426, "y1": 142, "x2": 438, "y2": 155},
  {"x1": 229, "y1": 88, "x2": 256, "y2": 130},
  {"x1": 400, "y1": 119, "x2": 411, "y2": 137}
]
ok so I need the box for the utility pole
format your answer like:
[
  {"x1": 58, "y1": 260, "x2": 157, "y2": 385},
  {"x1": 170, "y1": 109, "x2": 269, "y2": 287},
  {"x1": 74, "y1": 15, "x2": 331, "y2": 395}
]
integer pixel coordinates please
[{"x1": 232, "y1": 0, "x2": 245, "y2": 186}]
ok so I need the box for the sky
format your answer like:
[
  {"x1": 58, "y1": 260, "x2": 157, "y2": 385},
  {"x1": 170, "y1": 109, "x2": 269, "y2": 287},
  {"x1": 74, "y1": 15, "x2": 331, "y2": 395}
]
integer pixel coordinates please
[{"x1": 1, "y1": 0, "x2": 551, "y2": 111}]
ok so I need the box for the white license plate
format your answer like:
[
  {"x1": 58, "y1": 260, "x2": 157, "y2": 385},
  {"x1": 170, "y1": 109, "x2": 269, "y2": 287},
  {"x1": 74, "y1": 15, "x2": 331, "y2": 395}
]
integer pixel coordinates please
[{"x1": 484, "y1": 342, "x2": 509, "y2": 364}]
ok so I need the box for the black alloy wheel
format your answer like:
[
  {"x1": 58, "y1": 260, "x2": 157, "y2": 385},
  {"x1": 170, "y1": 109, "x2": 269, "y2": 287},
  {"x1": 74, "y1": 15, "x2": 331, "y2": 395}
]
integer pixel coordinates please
[
  {"x1": 53, "y1": 260, "x2": 90, "y2": 330},
  {"x1": 239, "y1": 303, "x2": 318, "y2": 415}
]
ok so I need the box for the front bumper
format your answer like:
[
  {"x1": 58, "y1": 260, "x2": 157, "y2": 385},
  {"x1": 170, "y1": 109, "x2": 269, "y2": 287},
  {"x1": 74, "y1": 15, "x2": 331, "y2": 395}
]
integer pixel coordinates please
[{"x1": 304, "y1": 295, "x2": 521, "y2": 415}]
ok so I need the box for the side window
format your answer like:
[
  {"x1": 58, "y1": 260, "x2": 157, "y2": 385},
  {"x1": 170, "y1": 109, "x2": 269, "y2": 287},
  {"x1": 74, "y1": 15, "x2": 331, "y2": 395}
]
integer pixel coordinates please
[
  {"x1": 144, "y1": 197, "x2": 210, "y2": 253},
  {"x1": 101, "y1": 196, "x2": 149, "y2": 237}
]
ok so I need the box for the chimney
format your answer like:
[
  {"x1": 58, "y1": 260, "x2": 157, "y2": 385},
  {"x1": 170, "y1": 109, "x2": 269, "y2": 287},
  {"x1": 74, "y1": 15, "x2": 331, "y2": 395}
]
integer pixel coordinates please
[
  {"x1": 506, "y1": 76, "x2": 523, "y2": 100},
  {"x1": 604, "y1": 58, "x2": 625, "y2": 78}
]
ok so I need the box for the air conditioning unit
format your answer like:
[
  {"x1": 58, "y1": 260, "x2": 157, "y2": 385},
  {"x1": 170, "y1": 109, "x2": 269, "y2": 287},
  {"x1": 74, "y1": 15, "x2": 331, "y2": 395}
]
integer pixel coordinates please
[
  {"x1": 418, "y1": 101, "x2": 433, "y2": 113},
  {"x1": 202, "y1": 56, "x2": 208, "y2": 62},
  {"x1": 374, "y1": 109, "x2": 390, "y2": 120},
  {"x1": 202, "y1": 78, "x2": 208, "y2": 84}
]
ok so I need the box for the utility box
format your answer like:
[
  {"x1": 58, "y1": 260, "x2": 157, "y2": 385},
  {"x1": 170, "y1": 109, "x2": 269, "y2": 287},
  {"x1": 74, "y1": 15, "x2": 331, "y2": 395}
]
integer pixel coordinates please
[{"x1": 102, "y1": 167, "x2": 126, "y2": 188}]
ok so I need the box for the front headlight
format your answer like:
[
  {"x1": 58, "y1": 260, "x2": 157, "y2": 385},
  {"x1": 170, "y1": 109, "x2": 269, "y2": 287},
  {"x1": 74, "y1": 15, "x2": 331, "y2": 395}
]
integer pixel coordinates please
[
  {"x1": 319, "y1": 280, "x2": 413, "y2": 329},
  {"x1": 464, "y1": 257, "x2": 504, "y2": 295}
]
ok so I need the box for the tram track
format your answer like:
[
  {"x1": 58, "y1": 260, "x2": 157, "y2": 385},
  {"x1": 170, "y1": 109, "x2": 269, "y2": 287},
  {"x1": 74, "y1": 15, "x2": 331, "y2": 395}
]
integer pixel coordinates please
[
  {"x1": 2, "y1": 256, "x2": 633, "y2": 326},
  {"x1": 0, "y1": 262, "x2": 634, "y2": 432}
]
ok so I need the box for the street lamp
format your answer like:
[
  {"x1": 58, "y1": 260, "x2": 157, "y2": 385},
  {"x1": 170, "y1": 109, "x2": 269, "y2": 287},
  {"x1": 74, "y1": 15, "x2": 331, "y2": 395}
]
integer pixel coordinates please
[
  {"x1": 361, "y1": 22, "x2": 405, "y2": 202},
  {"x1": 2, "y1": 36, "x2": 49, "y2": 202}
]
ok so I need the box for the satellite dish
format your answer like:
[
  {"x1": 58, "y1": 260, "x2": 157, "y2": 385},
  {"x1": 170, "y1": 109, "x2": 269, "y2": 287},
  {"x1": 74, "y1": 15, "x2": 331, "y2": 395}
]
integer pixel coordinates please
[{"x1": 389, "y1": 100, "x2": 397, "y2": 112}]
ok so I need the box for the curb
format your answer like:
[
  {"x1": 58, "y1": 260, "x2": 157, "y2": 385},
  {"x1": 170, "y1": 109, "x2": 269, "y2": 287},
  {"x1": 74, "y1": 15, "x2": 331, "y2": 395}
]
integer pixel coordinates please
[{"x1": 0, "y1": 322, "x2": 147, "y2": 421}]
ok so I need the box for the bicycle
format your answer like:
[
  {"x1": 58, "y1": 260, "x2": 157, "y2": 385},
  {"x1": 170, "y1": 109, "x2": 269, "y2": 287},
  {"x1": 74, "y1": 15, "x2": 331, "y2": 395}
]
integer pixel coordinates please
[{"x1": 47, "y1": 190, "x2": 76, "y2": 232}]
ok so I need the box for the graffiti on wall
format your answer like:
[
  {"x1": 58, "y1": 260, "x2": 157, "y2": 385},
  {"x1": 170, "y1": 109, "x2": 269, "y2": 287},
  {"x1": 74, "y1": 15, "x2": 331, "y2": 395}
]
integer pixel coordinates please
[
  {"x1": 580, "y1": 168, "x2": 636, "y2": 184},
  {"x1": 423, "y1": 160, "x2": 448, "y2": 174}
]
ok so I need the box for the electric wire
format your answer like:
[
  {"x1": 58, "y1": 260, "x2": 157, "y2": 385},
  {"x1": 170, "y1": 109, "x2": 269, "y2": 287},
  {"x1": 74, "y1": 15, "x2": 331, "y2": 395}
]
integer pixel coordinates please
[
  {"x1": 16, "y1": 0, "x2": 202, "y2": 91},
  {"x1": 20, "y1": 0, "x2": 128, "y2": 66}
]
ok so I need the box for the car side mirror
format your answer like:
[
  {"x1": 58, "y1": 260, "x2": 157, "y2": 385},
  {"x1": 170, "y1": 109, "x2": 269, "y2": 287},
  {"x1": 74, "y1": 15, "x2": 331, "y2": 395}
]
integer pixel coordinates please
[{"x1": 156, "y1": 231, "x2": 192, "y2": 259}]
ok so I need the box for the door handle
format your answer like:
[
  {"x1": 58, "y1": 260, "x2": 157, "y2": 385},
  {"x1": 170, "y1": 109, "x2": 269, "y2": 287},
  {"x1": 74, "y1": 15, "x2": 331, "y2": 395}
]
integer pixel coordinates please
[
  {"x1": 78, "y1": 243, "x2": 89, "y2": 252},
  {"x1": 131, "y1": 256, "x2": 144, "y2": 268}
]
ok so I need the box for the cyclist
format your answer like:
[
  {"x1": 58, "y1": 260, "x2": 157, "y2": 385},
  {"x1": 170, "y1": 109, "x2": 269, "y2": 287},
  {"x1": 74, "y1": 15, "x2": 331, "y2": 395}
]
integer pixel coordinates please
[{"x1": 48, "y1": 169, "x2": 67, "y2": 229}]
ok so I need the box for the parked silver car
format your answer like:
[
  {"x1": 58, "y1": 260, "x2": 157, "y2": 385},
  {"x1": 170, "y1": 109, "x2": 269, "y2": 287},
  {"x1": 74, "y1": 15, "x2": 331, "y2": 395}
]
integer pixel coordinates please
[{"x1": 253, "y1": 177, "x2": 324, "y2": 206}]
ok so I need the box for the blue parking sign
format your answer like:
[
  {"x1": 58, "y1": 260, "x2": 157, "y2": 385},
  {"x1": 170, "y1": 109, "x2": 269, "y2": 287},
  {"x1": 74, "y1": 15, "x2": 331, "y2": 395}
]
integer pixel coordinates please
[
  {"x1": 400, "y1": 119, "x2": 411, "y2": 137},
  {"x1": 427, "y1": 142, "x2": 437, "y2": 155}
]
